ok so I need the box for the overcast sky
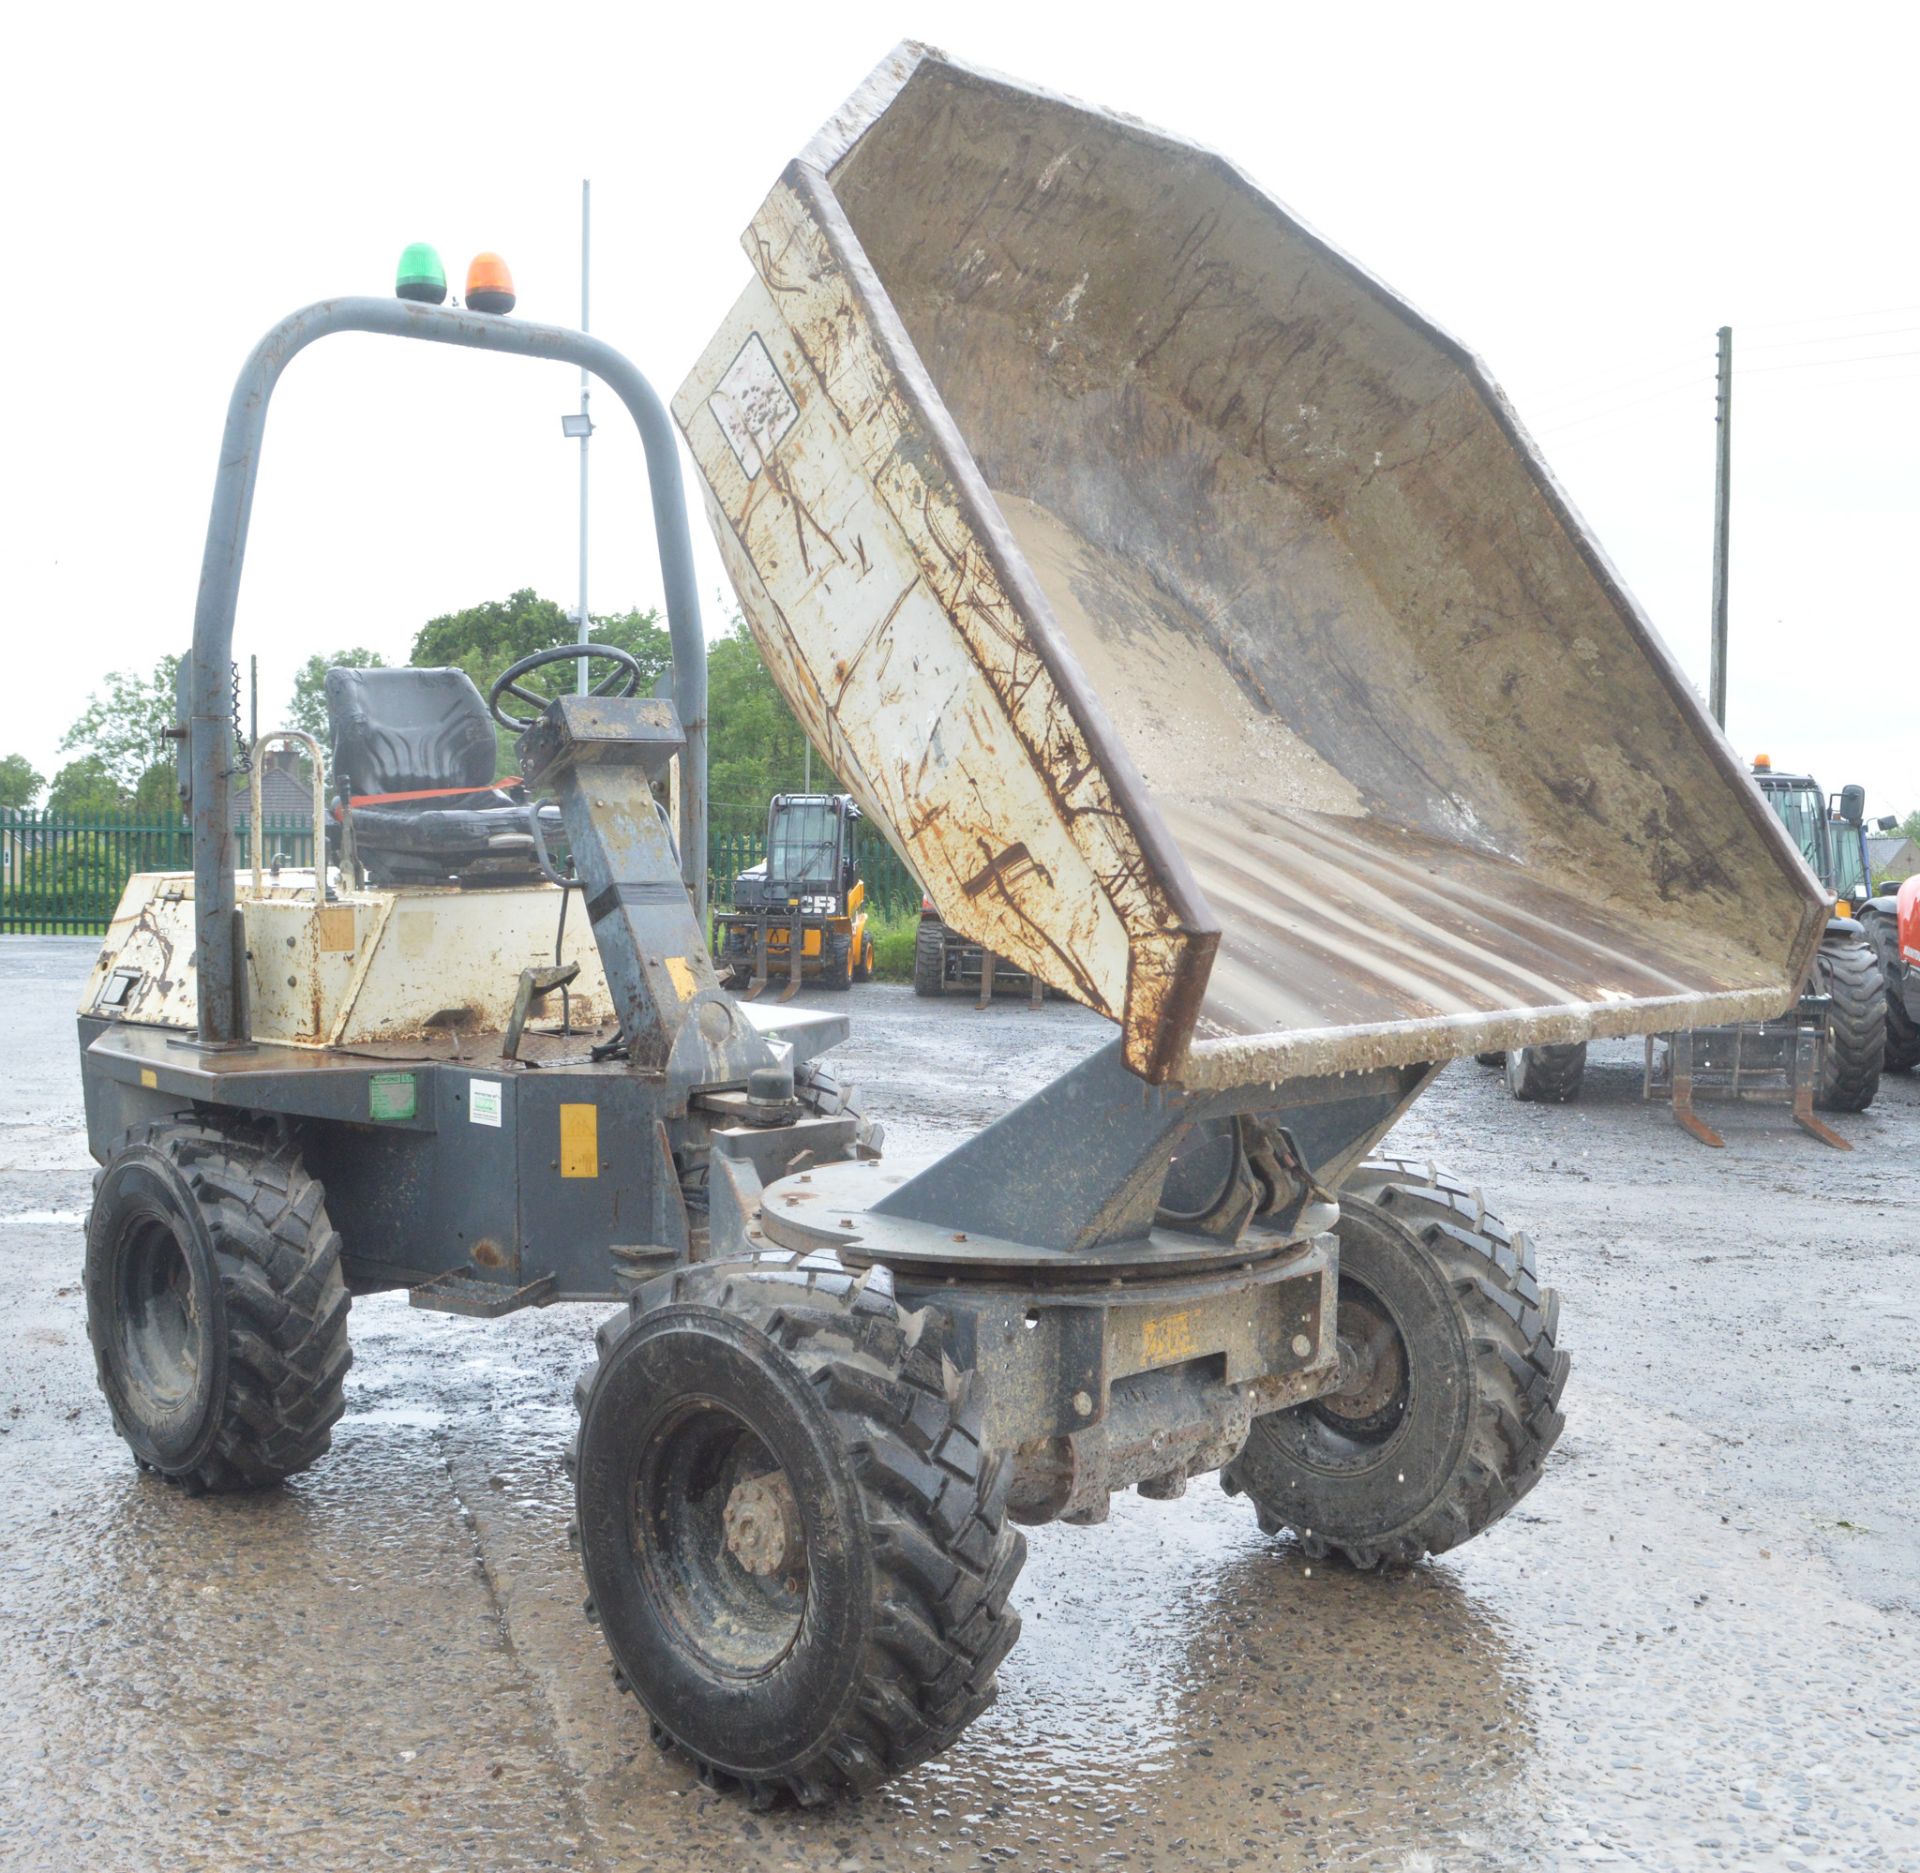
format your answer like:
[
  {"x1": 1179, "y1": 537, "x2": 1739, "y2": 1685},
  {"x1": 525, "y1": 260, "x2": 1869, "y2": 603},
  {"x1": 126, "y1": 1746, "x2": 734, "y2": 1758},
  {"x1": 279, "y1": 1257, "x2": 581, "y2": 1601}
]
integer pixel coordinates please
[{"x1": 4, "y1": 1, "x2": 1915, "y2": 821}]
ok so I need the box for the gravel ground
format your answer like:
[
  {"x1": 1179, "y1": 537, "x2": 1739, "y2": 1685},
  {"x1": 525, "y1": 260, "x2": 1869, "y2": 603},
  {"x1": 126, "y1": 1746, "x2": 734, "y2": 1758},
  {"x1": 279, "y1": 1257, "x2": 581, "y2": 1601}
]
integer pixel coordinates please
[{"x1": 2, "y1": 936, "x2": 1915, "y2": 1870}]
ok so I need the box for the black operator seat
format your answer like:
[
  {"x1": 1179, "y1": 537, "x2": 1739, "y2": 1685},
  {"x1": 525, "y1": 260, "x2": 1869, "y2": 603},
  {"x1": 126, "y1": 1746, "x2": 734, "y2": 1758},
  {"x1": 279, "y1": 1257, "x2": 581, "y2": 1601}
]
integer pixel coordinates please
[{"x1": 324, "y1": 666, "x2": 557, "y2": 887}]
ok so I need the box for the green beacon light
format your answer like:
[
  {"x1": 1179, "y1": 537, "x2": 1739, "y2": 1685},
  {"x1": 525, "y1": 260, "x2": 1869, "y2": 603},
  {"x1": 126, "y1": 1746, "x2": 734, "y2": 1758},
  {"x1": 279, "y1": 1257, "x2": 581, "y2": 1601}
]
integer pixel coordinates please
[{"x1": 395, "y1": 242, "x2": 447, "y2": 305}]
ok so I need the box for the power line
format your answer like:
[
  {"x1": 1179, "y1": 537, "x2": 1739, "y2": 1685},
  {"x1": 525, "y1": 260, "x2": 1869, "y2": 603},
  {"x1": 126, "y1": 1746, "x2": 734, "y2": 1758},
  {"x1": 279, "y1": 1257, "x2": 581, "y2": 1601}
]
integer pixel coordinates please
[
  {"x1": 1742, "y1": 320, "x2": 1920, "y2": 354},
  {"x1": 1535, "y1": 375, "x2": 1711, "y2": 436},
  {"x1": 1742, "y1": 300, "x2": 1920, "y2": 334},
  {"x1": 1530, "y1": 353, "x2": 1705, "y2": 417},
  {"x1": 1525, "y1": 349, "x2": 1703, "y2": 414},
  {"x1": 1527, "y1": 304, "x2": 1920, "y2": 409},
  {"x1": 1741, "y1": 344, "x2": 1920, "y2": 377},
  {"x1": 1535, "y1": 344, "x2": 1920, "y2": 436}
]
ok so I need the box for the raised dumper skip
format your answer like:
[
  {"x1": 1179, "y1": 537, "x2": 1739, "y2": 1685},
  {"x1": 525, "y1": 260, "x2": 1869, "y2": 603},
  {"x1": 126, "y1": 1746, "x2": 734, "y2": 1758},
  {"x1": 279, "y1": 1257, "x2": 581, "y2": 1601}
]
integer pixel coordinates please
[{"x1": 75, "y1": 44, "x2": 1822, "y2": 1808}]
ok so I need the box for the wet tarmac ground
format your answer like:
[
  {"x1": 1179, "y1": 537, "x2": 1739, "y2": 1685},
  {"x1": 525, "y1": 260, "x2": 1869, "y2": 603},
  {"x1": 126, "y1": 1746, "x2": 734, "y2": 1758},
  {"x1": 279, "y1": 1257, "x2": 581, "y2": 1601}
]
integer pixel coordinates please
[{"x1": 3, "y1": 935, "x2": 1916, "y2": 1870}]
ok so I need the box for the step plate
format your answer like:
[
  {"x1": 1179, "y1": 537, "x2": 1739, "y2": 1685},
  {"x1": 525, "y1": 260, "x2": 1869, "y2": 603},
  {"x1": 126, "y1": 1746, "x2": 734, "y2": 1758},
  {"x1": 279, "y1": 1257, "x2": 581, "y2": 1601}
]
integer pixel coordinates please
[{"x1": 408, "y1": 1270, "x2": 557, "y2": 1318}]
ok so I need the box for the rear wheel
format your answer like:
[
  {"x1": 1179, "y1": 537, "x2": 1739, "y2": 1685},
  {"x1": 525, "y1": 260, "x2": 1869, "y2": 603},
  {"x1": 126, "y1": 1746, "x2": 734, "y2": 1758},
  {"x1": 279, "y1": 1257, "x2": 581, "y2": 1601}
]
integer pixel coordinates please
[
  {"x1": 912, "y1": 923, "x2": 947, "y2": 998},
  {"x1": 1862, "y1": 915, "x2": 1917, "y2": 1074},
  {"x1": 571, "y1": 1254, "x2": 1024, "y2": 1806},
  {"x1": 1222, "y1": 1157, "x2": 1567, "y2": 1568},
  {"x1": 1814, "y1": 934, "x2": 1885, "y2": 1111},
  {"x1": 1886, "y1": 988, "x2": 1920, "y2": 1074},
  {"x1": 84, "y1": 1120, "x2": 352, "y2": 1493},
  {"x1": 1505, "y1": 1040, "x2": 1587, "y2": 1102}
]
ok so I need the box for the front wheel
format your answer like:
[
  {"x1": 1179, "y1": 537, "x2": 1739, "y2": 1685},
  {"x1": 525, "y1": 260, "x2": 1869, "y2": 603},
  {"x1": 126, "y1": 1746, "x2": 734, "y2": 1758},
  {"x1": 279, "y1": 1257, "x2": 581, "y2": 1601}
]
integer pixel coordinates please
[
  {"x1": 820, "y1": 933, "x2": 854, "y2": 991},
  {"x1": 571, "y1": 1256, "x2": 1025, "y2": 1807},
  {"x1": 84, "y1": 1120, "x2": 352, "y2": 1493},
  {"x1": 851, "y1": 933, "x2": 875, "y2": 984},
  {"x1": 1813, "y1": 936, "x2": 1885, "y2": 1111},
  {"x1": 1222, "y1": 1157, "x2": 1568, "y2": 1569}
]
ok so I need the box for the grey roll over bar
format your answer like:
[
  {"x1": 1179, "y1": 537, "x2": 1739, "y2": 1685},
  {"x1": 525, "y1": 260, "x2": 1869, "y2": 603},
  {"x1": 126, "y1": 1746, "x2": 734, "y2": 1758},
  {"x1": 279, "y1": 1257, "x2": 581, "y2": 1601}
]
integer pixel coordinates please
[{"x1": 184, "y1": 297, "x2": 707, "y2": 1047}]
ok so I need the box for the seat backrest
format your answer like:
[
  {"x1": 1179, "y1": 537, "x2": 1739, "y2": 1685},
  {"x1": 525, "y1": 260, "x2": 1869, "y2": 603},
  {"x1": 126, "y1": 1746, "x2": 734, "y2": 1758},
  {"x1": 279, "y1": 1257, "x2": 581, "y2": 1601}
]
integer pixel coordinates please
[{"x1": 325, "y1": 666, "x2": 499, "y2": 800}]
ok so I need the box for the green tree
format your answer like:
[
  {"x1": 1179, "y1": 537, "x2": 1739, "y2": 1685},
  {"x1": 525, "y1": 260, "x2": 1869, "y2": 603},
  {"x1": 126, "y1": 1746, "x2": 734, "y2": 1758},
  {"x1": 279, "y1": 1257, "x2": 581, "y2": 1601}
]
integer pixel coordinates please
[
  {"x1": 131, "y1": 763, "x2": 181, "y2": 817},
  {"x1": 383, "y1": 593, "x2": 826, "y2": 837},
  {"x1": 0, "y1": 754, "x2": 44, "y2": 809},
  {"x1": 59, "y1": 654, "x2": 182, "y2": 792},
  {"x1": 1901, "y1": 809, "x2": 1920, "y2": 845},
  {"x1": 410, "y1": 589, "x2": 672, "y2": 768},
  {"x1": 286, "y1": 648, "x2": 387, "y2": 743},
  {"x1": 705, "y1": 616, "x2": 825, "y2": 831},
  {"x1": 47, "y1": 755, "x2": 129, "y2": 817}
]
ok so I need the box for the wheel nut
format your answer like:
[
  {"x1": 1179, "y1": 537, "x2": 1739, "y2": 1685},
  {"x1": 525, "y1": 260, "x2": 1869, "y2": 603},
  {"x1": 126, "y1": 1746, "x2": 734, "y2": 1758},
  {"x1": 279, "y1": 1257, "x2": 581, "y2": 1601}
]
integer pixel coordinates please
[
  {"x1": 722, "y1": 1470, "x2": 804, "y2": 1578},
  {"x1": 1291, "y1": 1334, "x2": 1313, "y2": 1358}
]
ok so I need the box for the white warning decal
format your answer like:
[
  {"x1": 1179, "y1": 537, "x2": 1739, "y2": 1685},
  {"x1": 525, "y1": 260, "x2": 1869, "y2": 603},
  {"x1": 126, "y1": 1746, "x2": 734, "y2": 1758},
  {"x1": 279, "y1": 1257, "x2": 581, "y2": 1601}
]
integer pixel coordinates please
[{"x1": 709, "y1": 334, "x2": 799, "y2": 479}]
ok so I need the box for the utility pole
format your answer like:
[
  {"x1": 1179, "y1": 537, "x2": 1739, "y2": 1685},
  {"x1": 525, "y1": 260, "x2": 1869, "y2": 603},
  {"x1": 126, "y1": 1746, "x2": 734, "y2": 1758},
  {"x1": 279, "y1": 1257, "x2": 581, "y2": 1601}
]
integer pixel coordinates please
[
  {"x1": 1709, "y1": 324, "x2": 1732, "y2": 728},
  {"x1": 575, "y1": 180, "x2": 592, "y2": 692}
]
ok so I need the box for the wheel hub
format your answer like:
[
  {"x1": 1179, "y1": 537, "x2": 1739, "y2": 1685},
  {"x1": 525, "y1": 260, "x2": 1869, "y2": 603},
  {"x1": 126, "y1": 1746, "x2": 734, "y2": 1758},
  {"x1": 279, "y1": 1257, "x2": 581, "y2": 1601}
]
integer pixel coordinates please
[
  {"x1": 721, "y1": 1470, "x2": 804, "y2": 1579},
  {"x1": 1317, "y1": 1292, "x2": 1407, "y2": 1433}
]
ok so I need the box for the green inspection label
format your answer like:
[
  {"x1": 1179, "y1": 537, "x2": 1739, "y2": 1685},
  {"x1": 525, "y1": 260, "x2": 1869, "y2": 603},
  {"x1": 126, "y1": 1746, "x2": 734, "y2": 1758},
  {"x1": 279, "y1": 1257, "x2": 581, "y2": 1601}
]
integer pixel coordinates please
[{"x1": 368, "y1": 1072, "x2": 417, "y2": 1122}]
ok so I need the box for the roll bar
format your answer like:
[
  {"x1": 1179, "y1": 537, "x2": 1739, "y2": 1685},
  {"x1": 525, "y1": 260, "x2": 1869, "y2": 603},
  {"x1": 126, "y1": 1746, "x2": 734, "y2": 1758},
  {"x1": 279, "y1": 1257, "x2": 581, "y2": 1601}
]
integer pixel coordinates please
[
  {"x1": 185, "y1": 298, "x2": 706, "y2": 1046},
  {"x1": 247, "y1": 730, "x2": 330, "y2": 903}
]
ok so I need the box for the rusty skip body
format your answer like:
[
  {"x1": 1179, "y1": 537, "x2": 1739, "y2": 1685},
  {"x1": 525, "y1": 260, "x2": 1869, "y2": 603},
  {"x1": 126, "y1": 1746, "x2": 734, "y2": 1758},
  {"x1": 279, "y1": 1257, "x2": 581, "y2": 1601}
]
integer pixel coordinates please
[{"x1": 674, "y1": 43, "x2": 1827, "y2": 1090}]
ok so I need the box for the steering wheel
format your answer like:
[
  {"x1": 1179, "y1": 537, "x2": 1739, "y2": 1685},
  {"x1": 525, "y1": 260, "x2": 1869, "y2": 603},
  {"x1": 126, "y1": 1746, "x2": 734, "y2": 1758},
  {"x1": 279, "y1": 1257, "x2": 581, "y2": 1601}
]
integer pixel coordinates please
[{"x1": 488, "y1": 644, "x2": 645, "y2": 730}]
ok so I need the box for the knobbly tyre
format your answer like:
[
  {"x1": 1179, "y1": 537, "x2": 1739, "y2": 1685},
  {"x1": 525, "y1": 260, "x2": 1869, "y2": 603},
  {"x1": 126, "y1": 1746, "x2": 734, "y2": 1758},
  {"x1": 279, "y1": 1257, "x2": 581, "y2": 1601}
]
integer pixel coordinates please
[
  {"x1": 78, "y1": 46, "x2": 1823, "y2": 1811},
  {"x1": 1864, "y1": 874, "x2": 1920, "y2": 1075},
  {"x1": 913, "y1": 892, "x2": 1053, "y2": 1008}
]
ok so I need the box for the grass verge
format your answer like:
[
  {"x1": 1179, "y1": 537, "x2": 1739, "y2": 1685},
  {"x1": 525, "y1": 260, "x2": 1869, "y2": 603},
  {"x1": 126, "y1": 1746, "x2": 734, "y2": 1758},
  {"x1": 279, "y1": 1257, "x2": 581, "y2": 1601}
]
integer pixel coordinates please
[{"x1": 868, "y1": 907, "x2": 921, "y2": 983}]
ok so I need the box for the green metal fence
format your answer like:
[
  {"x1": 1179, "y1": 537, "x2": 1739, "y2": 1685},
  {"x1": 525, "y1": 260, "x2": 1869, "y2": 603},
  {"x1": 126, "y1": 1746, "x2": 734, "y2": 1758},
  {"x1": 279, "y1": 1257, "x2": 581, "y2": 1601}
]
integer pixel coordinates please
[
  {"x1": 0, "y1": 805, "x2": 923, "y2": 938},
  {"x1": 0, "y1": 811, "x2": 316, "y2": 936}
]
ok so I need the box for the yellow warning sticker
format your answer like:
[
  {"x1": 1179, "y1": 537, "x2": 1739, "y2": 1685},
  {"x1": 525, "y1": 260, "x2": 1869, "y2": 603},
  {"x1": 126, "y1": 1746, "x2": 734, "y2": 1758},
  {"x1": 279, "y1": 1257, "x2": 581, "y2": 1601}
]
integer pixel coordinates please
[
  {"x1": 316, "y1": 905, "x2": 356, "y2": 953},
  {"x1": 138, "y1": 1068, "x2": 158, "y2": 1089},
  {"x1": 665, "y1": 956, "x2": 700, "y2": 1001},
  {"x1": 559, "y1": 1103, "x2": 599, "y2": 1179},
  {"x1": 1140, "y1": 1310, "x2": 1198, "y2": 1366}
]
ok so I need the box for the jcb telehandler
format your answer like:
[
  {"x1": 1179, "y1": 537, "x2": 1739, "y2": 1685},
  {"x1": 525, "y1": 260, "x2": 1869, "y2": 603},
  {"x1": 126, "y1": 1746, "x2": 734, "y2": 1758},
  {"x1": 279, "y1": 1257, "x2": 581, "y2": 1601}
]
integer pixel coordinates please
[
  {"x1": 713, "y1": 791, "x2": 875, "y2": 998},
  {"x1": 75, "y1": 44, "x2": 1823, "y2": 1810}
]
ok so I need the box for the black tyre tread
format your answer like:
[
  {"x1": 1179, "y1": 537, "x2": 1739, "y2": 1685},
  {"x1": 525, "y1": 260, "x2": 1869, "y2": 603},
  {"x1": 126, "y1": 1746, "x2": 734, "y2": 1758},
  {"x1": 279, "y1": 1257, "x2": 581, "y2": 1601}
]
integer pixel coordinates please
[
  {"x1": 821, "y1": 934, "x2": 855, "y2": 991},
  {"x1": 1506, "y1": 1041, "x2": 1587, "y2": 1103},
  {"x1": 91, "y1": 1119, "x2": 351, "y2": 1493},
  {"x1": 1813, "y1": 937, "x2": 1885, "y2": 1111},
  {"x1": 571, "y1": 1254, "x2": 1024, "y2": 1807},
  {"x1": 1860, "y1": 915, "x2": 1917, "y2": 1075},
  {"x1": 1223, "y1": 1154, "x2": 1567, "y2": 1570},
  {"x1": 911, "y1": 924, "x2": 947, "y2": 998},
  {"x1": 1886, "y1": 987, "x2": 1920, "y2": 1074}
]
